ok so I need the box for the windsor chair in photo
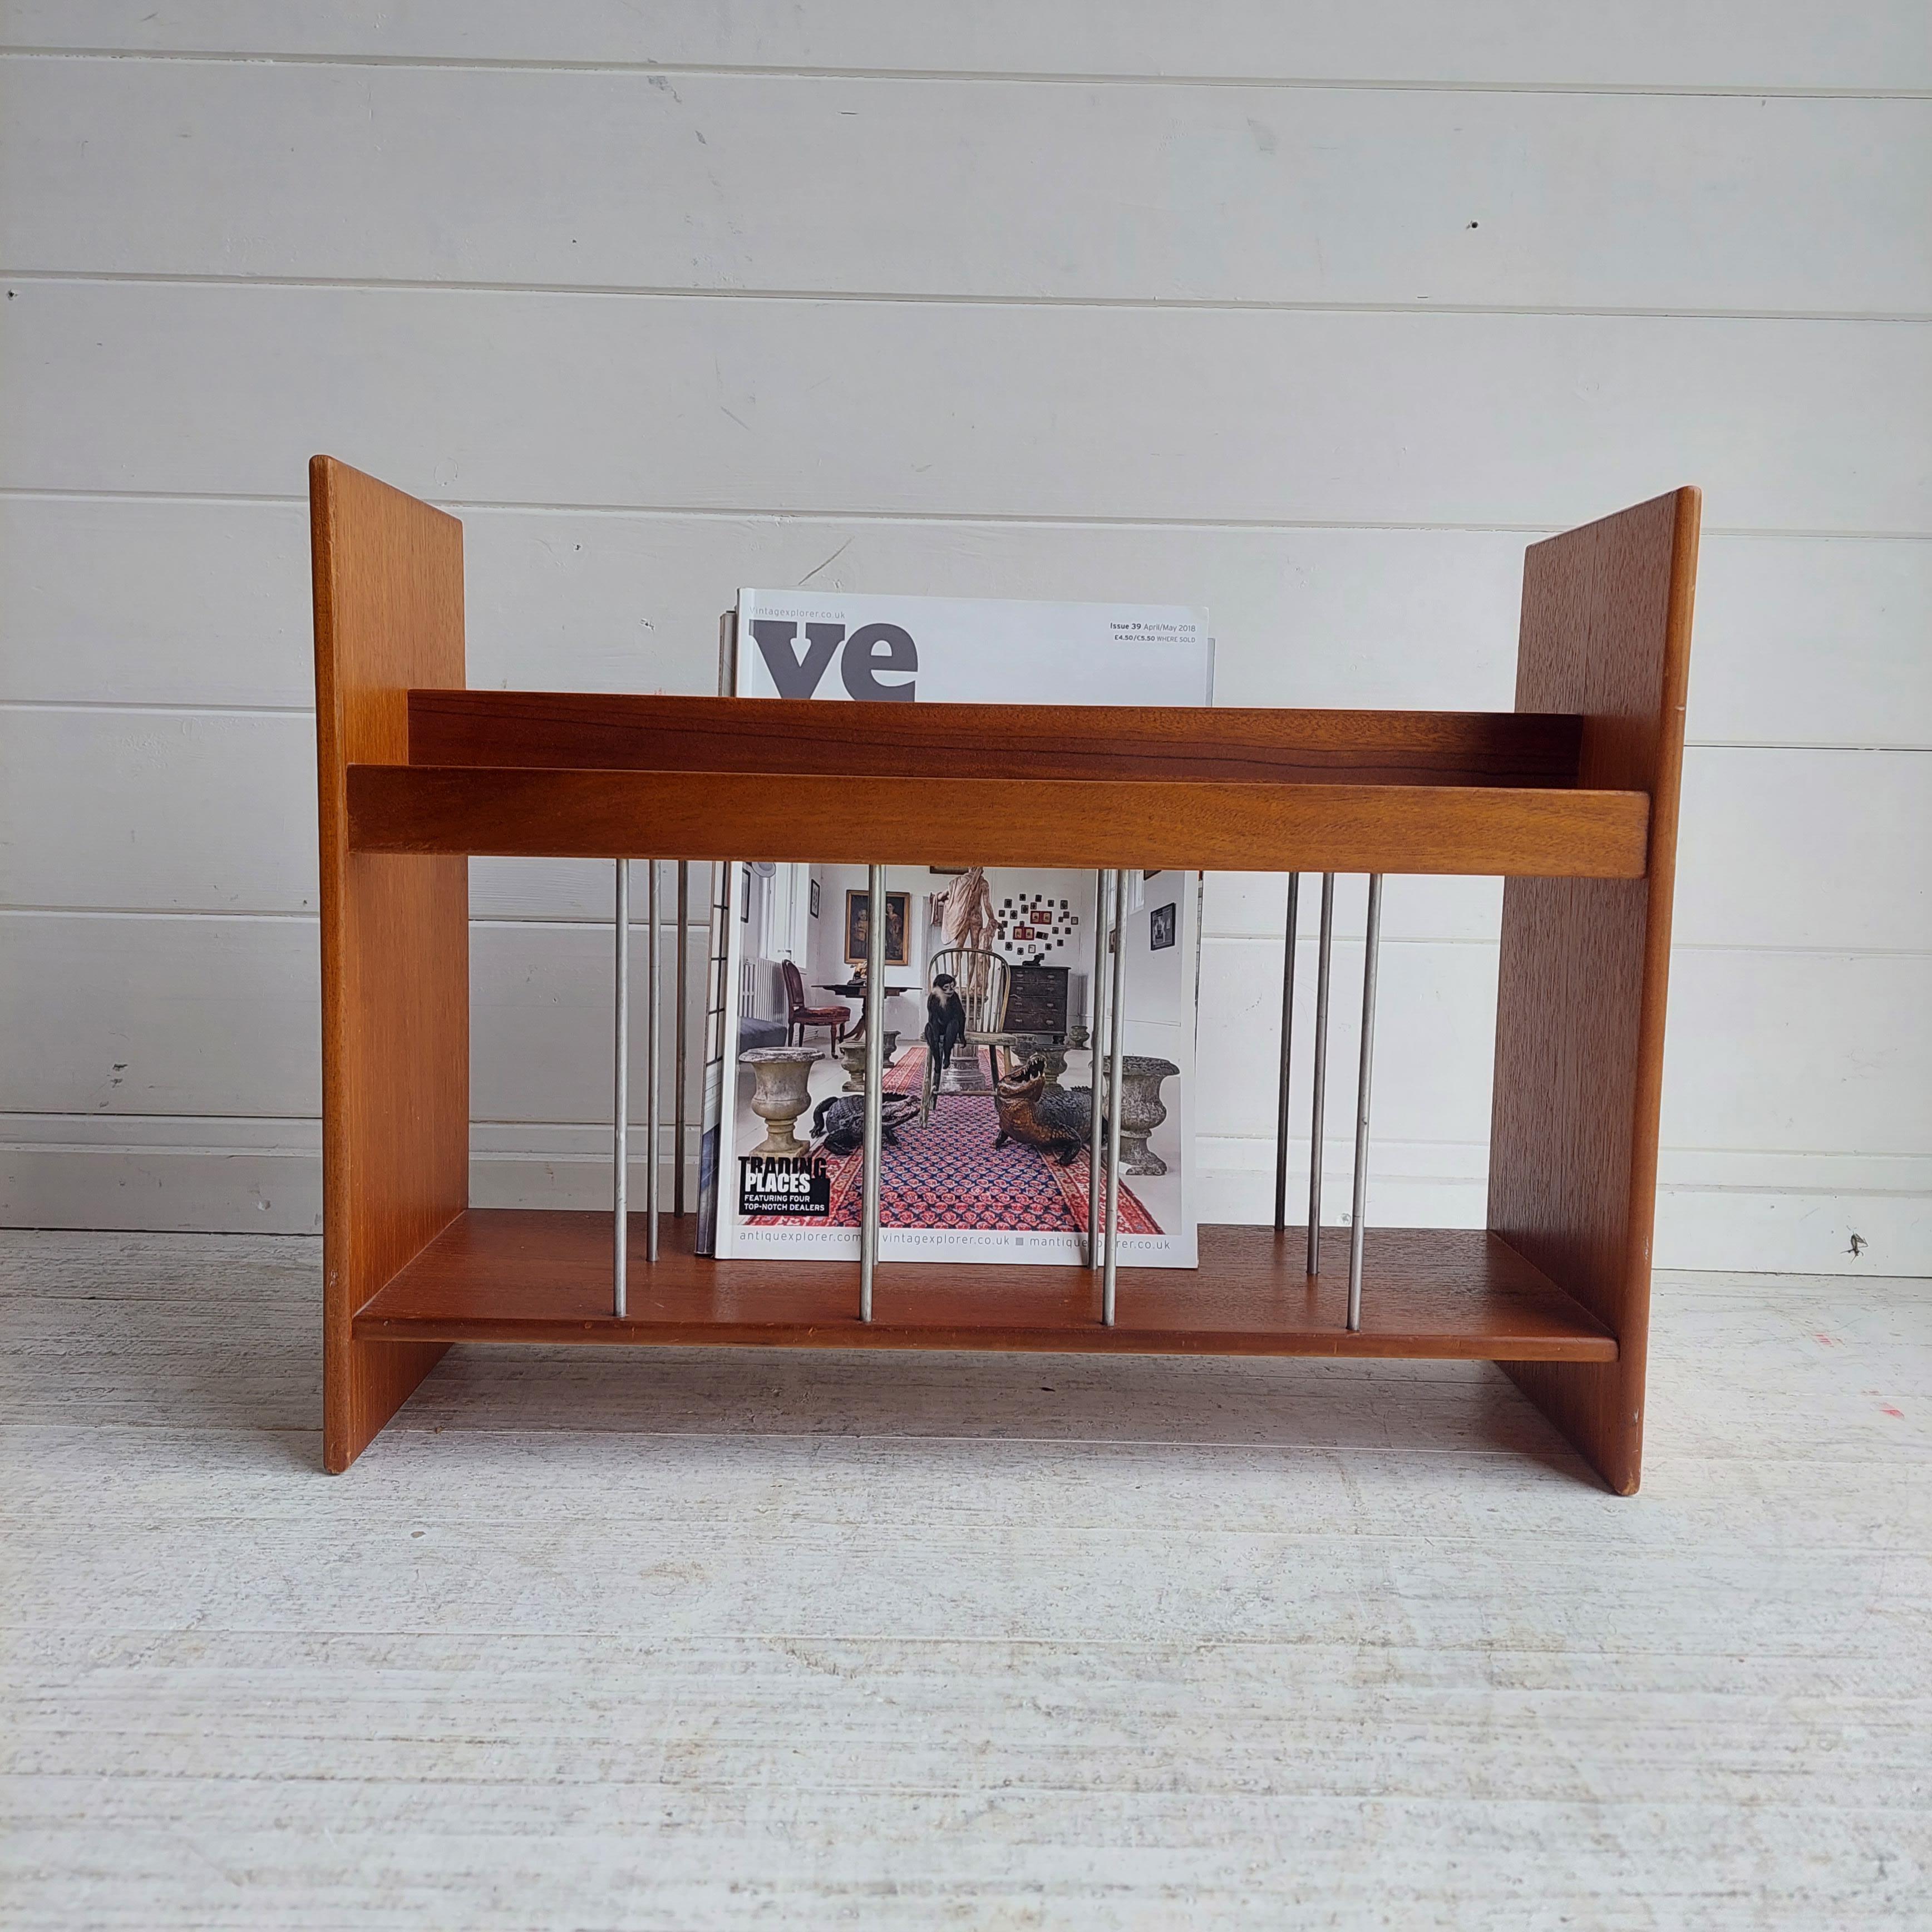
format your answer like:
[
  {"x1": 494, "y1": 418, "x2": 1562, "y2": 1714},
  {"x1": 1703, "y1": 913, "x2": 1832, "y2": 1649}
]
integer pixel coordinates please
[{"x1": 923, "y1": 944, "x2": 1012, "y2": 1116}]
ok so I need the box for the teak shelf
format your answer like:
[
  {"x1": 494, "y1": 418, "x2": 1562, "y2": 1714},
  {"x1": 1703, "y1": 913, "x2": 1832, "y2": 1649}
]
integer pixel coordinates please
[{"x1": 312, "y1": 456, "x2": 1699, "y2": 1492}]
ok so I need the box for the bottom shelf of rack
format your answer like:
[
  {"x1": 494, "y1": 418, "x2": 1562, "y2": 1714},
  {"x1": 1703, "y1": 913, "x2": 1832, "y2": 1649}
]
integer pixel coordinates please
[{"x1": 351, "y1": 1212, "x2": 1616, "y2": 1362}]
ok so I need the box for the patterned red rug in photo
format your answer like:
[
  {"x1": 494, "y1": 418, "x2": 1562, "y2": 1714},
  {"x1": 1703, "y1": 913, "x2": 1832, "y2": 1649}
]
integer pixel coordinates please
[{"x1": 747, "y1": 1045, "x2": 1160, "y2": 1233}]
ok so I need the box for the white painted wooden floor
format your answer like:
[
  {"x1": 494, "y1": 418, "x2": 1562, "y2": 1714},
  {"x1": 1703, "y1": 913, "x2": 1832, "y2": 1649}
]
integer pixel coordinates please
[{"x1": 2, "y1": 1232, "x2": 1927, "y2": 1930}]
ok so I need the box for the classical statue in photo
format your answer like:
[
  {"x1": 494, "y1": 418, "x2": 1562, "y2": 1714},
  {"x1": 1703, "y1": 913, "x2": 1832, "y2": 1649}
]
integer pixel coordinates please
[
  {"x1": 932, "y1": 864, "x2": 997, "y2": 1003},
  {"x1": 934, "y1": 865, "x2": 994, "y2": 954}
]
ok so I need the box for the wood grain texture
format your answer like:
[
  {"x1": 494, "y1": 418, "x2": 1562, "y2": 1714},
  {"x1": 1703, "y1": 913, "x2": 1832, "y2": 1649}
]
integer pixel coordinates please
[
  {"x1": 352, "y1": 1212, "x2": 1615, "y2": 1364},
  {"x1": 409, "y1": 692, "x2": 1583, "y2": 786},
  {"x1": 349, "y1": 764, "x2": 1647, "y2": 878},
  {"x1": 311, "y1": 456, "x2": 466, "y2": 1472},
  {"x1": 1490, "y1": 486, "x2": 1701, "y2": 1495}
]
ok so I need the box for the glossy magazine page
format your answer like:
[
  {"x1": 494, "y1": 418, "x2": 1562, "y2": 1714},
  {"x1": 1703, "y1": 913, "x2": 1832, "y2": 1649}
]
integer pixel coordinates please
[{"x1": 706, "y1": 593, "x2": 1211, "y2": 1269}]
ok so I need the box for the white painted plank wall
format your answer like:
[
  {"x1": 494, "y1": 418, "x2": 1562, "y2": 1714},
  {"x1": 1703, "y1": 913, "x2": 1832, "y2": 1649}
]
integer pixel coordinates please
[
  {"x1": 8, "y1": 60, "x2": 1931, "y2": 314},
  {"x1": 7, "y1": 284, "x2": 1929, "y2": 529},
  {"x1": 10, "y1": 1, "x2": 1932, "y2": 91},
  {"x1": 0, "y1": 6, "x2": 1926, "y2": 1271}
]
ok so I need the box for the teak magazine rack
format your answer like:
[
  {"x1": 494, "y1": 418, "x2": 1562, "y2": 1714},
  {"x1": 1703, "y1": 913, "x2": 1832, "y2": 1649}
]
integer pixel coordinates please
[{"x1": 313, "y1": 456, "x2": 1699, "y2": 1492}]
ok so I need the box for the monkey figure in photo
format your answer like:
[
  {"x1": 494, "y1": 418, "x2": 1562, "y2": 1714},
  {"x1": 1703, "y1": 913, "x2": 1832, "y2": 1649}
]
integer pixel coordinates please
[
  {"x1": 810, "y1": 1091, "x2": 918, "y2": 1158},
  {"x1": 924, "y1": 971, "x2": 967, "y2": 1076},
  {"x1": 993, "y1": 1056, "x2": 1093, "y2": 1166}
]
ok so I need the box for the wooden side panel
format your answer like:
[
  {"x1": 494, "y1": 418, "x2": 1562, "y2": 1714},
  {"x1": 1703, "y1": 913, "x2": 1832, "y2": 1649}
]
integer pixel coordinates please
[
  {"x1": 1490, "y1": 487, "x2": 1701, "y2": 1494},
  {"x1": 312, "y1": 456, "x2": 467, "y2": 1471}
]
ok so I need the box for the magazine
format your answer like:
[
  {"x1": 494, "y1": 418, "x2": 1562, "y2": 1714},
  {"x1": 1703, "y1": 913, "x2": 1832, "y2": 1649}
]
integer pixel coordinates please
[{"x1": 697, "y1": 593, "x2": 1212, "y2": 1268}]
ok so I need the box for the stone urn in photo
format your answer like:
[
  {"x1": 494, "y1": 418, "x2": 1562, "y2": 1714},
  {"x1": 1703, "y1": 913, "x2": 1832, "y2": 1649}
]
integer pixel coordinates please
[
  {"x1": 837, "y1": 1037, "x2": 870, "y2": 1093},
  {"x1": 1061, "y1": 1025, "x2": 1090, "y2": 1093},
  {"x1": 740, "y1": 1046, "x2": 822, "y2": 1157},
  {"x1": 1113, "y1": 1056, "x2": 1180, "y2": 1175},
  {"x1": 838, "y1": 1029, "x2": 902, "y2": 1093}
]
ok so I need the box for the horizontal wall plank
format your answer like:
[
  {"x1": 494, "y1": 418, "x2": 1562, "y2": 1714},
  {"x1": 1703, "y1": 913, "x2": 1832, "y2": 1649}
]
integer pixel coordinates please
[
  {"x1": 3, "y1": 283, "x2": 1924, "y2": 531},
  {"x1": 7, "y1": 708, "x2": 1921, "y2": 953},
  {"x1": 479, "y1": 865, "x2": 1509, "y2": 942},
  {"x1": 6, "y1": 59, "x2": 1926, "y2": 313},
  {"x1": 4, "y1": 914, "x2": 1924, "y2": 1157},
  {"x1": 0, "y1": 1114, "x2": 323, "y2": 1233},
  {"x1": 1655, "y1": 949, "x2": 1931, "y2": 1158},
  {"x1": 1689, "y1": 534, "x2": 1932, "y2": 747},
  {"x1": 1198, "y1": 930, "x2": 1499, "y2": 1149},
  {"x1": 3, "y1": 1120, "x2": 1925, "y2": 1275},
  {"x1": 0, "y1": 709, "x2": 319, "y2": 913},
  {"x1": 1202, "y1": 935, "x2": 1932, "y2": 1159},
  {"x1": 13, "y1": 1118, "x2": 1929, "y2": 1200},
  {"x1": 1674, "y1": 750, "x2": 1932, "y2": 951},
  {"x1": 0, "y1": 497, "x2": 317, "y2": 710},
  {"x1": 4, "y1": 497, "x2": 1926, "y2": 747},
  {"x1": 465, "y1": 859, "x2": 707, "y2": 929},
  {"x1": 6, "y1": 2, "x2": 1928, "y2": 91},
  {"x1": 0, "y1": 913, "x2": 321, "y2": 1118},
  {"x1": 6, "y1": 1118, "x2": 1924, "y2": 1273},
  {"x1": 1194, "y1": 1138, "x2": 1932, "y2": 1276}
]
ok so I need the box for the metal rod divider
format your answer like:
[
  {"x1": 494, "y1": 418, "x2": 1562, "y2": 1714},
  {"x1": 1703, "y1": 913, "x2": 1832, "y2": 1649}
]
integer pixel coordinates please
[
  {"x1": 1307, "y1": 873, "x2": 1335, "y2": 1275},
  {"x1": 1101, "y1": 868, "x2": 1129, "y2": 1327},
  {"x1": 673, "y1": 860, "x2": 689, "y2": 1220},
  {"x1": 1347, "y1": 875, "x2": 1384, "y2": 1333},
  {"x1": 859, "y1": 861, "x2": 888, "y2": 1322},
  {"x1": 612, "y1": 859, "x2": 629, "y2": 1317},
  {"x1": 1086, "y1": 868, "x2": 1109, "y2": 1271},
  {"x1": 1273, "y1": 872, "x2": 1300, "y2": 1230},
  {"x1": 646, "y1": 860, "x2": 661, "y2": 1264}
]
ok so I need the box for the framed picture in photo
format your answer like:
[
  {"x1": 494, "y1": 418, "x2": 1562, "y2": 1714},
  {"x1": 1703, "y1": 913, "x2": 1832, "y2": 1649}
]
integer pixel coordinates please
[
  {"x1": 845, "y1": 889, "x2": 910, "y2": 967},
  {"x1": 1149, "y1": 901, "x2": 1177, "y2": 951},
  {"x1": 739, "y1": 868, "x2": 750, "y2": 921},
  {"x1": 809, "y1": 878, "x2": 821, "y2": 918}
]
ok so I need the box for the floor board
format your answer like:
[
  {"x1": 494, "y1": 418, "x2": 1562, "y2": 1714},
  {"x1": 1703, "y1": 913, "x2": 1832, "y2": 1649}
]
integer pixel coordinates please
[{"x1": 2, "y1": 1231, "x2": 1928, "y2": 1929}]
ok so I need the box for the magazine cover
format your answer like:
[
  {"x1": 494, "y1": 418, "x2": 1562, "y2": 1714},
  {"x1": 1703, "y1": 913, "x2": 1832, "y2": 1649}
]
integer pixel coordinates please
[{"x1": 699, "y1": 593, "x2": 1211, "y2": 1268}]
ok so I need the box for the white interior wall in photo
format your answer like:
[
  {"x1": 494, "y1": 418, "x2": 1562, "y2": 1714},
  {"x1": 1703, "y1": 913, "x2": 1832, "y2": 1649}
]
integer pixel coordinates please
[{"x1": 0, "y1": 3, "x2": 1926, "y2": 1272}]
